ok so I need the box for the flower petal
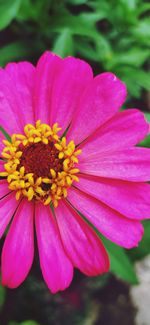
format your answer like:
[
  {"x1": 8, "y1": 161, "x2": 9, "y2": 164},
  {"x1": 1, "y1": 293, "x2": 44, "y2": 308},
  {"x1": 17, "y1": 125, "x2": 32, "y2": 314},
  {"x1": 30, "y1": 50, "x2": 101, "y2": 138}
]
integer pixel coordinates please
[
  {"x1": 0, "y1": 180, "x2": 10, "y2": 199},
  {"x1": 1, "y1": 200, "x2": 34, "y2": 288},
  {"x1": 35, "y1": 203, "x2": 73, "y2": 293},
  {"x1": 50, "y1": 56, "x2": 93, "y2": 134},
  {"x1": 79, "y1": 148, "x2": 150, "y2": 181},
  {"x1": 0, "y1": 192, "x2": 19, "y2": 239},
  {"x1": 0, "y1": 131, "x2": 5, "y2": 156},
  {"x1": 0, "y1": 62, "x2": 35, "y2": 134},
  {"x1": 34, "y1": 51, "x2": 62, "y2": 124},
  {"x1": 0, "y1": 159, "x2": 4, "y2": 172},
  {"x1": 67, "y1": 72, "x2": 127, "y2": 144},
  {"x1": 67, "y1": 187, "x2": 144, "y2": 248},
  {"x1": 80, "y1": 109, "x2": 149, "y2": 159},
  {"x1": 56, "y1": 200, "x2": 109, "y2": 276},
  {"x1": 76, "y1": 175, "x2": 150, "y2": 220},
  {"x1": 5, "y1": 62, "x2": 35, "y2": 128}
]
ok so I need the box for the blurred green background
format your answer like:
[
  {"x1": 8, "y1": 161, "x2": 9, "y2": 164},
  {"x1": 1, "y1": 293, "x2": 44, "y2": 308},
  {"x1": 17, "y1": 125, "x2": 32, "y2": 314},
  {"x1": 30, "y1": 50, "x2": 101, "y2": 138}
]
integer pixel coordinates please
[{"x1": 0, "y1": 0, "x2": 150, "y2": 324}]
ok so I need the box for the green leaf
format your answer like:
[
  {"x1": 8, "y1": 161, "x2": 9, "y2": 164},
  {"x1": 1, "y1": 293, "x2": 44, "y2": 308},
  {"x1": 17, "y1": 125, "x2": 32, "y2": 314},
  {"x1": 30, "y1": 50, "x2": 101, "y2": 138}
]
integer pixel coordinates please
[
  {"x1": 17, "y1": 0, "x2": 52, "y2": 22},
  {"x1": 9, "y1": 321, "x2": 40, "y2": 325},
  {"x1": 133, "y1": 70, "x2": 150, "y2": 91},
  {"x1": 0, "y1": 284, "x2": 6, "y2": 308},
  {"x1": 139, "y1": 113, "x2": 150, "y2": 148},
  {"x1": 128, "y1": 220, "x2": 150, "y2": 261},
  {"x1": 0, "y1": 0, "x2": 21, "y2": 30},
  {"x1": 139, "y1": 134, "x2": 150, "y2": 148},
  {"x1": 144, "y1": 112, "x2": 150, "y2": 123},
  {"x1": 89, "y1": 1, "x2": 110, "y2": 20},
  {"x1": 76, "y1": 34, "x2": 112, "y2": 65},
  {"x1": 120, "y1": 0, "x2": 137, "y2": 11},
  {"x1": 17, "y1": 0, "x2": 38, "y2": 21},
  {"x1": 114, "y1": 68, "x2": 141, "y2": 98},
  {"x1": 53, "y1": 29, "x2": 74, "y2": 57},
  {"x1": 48, "y1": 11, "x2": 99, "y2": 38},
  {"x1": 76, "y1": 41, "x2": 99, "y2": 62},
  {"x1": 68, "y1": 0, "x2": 88, "y2": 4},
  {"x1": 107, "y1": 48, "x2": 150, "y2": 69},
  {"x1": 101, "y1": 237, "x2": 138, "y2": 284},
  {"x1": 137, "y1": 3, "x2": 150, "y2": 16},
  {"x1": 132, "y1": 18, "x2": 150, "y2": 45},
  {"x1": 77, "y1": 212, "x2": 138, "y2": 284},
  {"x1": 21, "y1": 321, "x2": 40, "y2": 325},
  {"x1": 0, "y1": 41, "x2": 40, "y2": 67},
  {"x1": 0, "y1": 126, "x2": 11, "y2": 141},
  {"x1": 115, "y1": 67, "x2": 150, "y2": 98}
]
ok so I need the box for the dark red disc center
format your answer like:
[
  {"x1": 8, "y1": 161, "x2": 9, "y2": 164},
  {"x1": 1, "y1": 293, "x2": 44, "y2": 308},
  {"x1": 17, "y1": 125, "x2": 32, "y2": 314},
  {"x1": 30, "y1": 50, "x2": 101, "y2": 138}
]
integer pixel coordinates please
[{"x1": 19, "y1": 142, "x2": 63, "y2": 179}]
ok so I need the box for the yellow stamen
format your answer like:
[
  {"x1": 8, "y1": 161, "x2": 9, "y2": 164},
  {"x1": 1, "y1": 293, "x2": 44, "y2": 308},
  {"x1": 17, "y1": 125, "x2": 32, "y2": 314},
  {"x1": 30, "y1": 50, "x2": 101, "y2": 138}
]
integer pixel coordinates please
[
  {"x1": 42, "y1": 178, "x2": 51, "y2": 184},
  {"x1": 1, "y1": 121, "x2": 81, "y2": 206},
  {"x1": 44, "y1": 196, "x2": 51, "y2": 205},
  {"x1": 50, "y1": 169, "x2": 56, "y2": 178}
]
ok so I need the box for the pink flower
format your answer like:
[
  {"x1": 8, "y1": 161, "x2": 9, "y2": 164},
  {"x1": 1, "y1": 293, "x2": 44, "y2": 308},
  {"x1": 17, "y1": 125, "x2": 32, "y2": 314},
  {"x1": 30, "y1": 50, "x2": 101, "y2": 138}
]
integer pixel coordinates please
[{"x1": 0, "y1": 51, "x2": 150, "y2": 293}]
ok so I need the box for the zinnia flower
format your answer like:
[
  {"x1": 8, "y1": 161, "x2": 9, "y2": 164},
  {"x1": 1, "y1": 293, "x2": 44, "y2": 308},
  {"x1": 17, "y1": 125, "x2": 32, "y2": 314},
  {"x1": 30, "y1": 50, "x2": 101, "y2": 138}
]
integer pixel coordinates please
[{"x1": 0, "y1": 51, "x2": 150, "y2": 293}]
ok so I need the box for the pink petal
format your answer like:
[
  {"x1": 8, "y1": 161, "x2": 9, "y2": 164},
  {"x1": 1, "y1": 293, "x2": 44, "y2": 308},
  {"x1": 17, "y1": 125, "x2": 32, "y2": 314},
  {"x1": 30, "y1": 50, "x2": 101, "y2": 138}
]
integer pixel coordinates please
[
  {"x1": 0, "y1": 69, "x2": 22, "y2": 134},
  {"x1": 50, "y1": 56, "x2": 93, "y2": 134},
  {"x1": 0, "y1": 192, "x2": 19, "y2": 239},
  {"x1": 80, "y1": 109, "x2": 149, "y2": 159},
  {"x1": 56, "y1": 200, "x2": 109, "y2": 276},
  {"x1": 35, "y1": 203, "x2": 73, "y2": 293},
  {"x1": 67, "y1": 72, "x2": 127, "y2": 144},
  {"x1": 76, "y1": 175, "x2": 150, "y2": 220},
  {"x1": 0, "y1": 180, "x2": 10, "y2": 198},
  {"x1": 5, "y1": 62, "x2": 35, "y2": 128},
  {"x1": 0, "y1": 131, "x2": 5, "y2": 155},
  {"x1": 34, "y1": 51, "x2": 62, "y2": 124},
  {"x1": 0, "y1": 160, "x2": 4, "y2": 172},
  {"x1": 67, "y1": 187, "x2": 144, "y2": 248},
  {"x1": 79, "y1": 148, "x2": 150, "y2": 181},
  {"x1": 2, "y1": 200, "x2": 34, "y2": 288},
  {"x1": 0, "y1": 62, "x2": 35, "y2": 134}
]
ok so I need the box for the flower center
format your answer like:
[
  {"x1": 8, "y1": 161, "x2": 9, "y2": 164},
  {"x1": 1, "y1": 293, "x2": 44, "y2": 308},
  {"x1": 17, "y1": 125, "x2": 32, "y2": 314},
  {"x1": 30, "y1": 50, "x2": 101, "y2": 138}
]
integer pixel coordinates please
[
  {"x1": 19, "y1": 142, "x2": 63, "y2": 179},
  {"x1": 0, "y1": 121, "x2": 81, "y2": 207}
]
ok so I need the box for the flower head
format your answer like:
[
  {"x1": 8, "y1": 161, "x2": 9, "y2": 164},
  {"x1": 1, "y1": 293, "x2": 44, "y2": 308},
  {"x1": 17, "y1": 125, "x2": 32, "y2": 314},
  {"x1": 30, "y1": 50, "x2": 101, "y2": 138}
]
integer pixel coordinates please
[{"x1": 0, "y1": 51, "x2": 150, "y2": 293}]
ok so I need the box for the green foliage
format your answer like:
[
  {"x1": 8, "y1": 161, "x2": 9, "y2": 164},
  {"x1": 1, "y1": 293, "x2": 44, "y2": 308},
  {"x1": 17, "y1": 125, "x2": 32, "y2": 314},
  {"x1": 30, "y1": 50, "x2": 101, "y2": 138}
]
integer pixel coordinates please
[
  {"x1": 0, "y1": 284, "x2": 6, "y2": 308},
  {"x1": 0, "y1": 41, "x2": 43, "y2": 67},
  {"x1": 0, "y1": 0, "x2": 149, "y2": 99},
  {"x1": 0, "y1": 0, "x2": 21, "y2": 30},
  {"x1": 80, "y1": 210, "x2": 138, "y2": 284},
  {"x1": 101, "y1": 237, "x2": 138, "y2": 284},
  {"x1": 0, "y1": 126, "x2": 11, "y2": 141},
  {"x1": 128, "y1": 220, "x2": 150, "y2": 261},
  {"x1": 144, "y1": 112, "x2": 150, "y2": 123},
  {"x1": 139, "y1": 112, "x2": 150, "y2": 148},
  {"x1": 9, "y1": 321, "x2": 40, "y2": 325},
  {"x1": 53, "y1": 28, "x2": 74, "y2": 57}
]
